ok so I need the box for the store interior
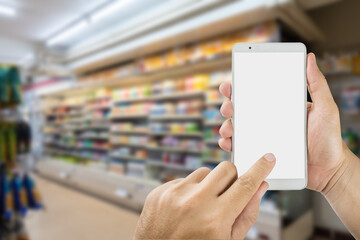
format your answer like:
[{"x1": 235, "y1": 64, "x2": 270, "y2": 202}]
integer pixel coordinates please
[{"x1": 0, "y1": 0, "x2": 359, "y2": 239}]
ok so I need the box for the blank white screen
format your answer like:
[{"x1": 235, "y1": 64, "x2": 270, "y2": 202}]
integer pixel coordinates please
[{"x1": 233, "y1": 52, "x2": 305, "y2": 179}]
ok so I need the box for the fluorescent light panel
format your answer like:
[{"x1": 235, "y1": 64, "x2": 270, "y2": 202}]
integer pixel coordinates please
[
  {"x1": 0, "y1": 4, "x2": 16, "y2": 17},
  {"x1": 47, "y1": 20, "x2": 89, "y2": 46},
  {"x1": 90, "y1": 0, "x2": 132, "y2": 22}
]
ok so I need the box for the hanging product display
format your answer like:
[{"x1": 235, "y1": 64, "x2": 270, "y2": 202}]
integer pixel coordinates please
[
  {"x1": 0, "y1": 65, "x2": 41, "y2": 240},
  {"x1": 0, "y1": 121, "x2": 31, "y2": 165},
  {"x1": 0, "y1": 66, "x2": 22, "y2": 107},
  {"x1": 0, "y1": 166, "x2": 42, "y2": 240}
]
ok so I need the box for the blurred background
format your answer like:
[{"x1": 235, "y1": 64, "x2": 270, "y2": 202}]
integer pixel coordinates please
[{"x1": 0, "y1": 0, "x2": 359, "y2": 239}]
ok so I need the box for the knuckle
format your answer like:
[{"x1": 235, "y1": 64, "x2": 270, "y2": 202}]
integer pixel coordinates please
[
  {"x1": 196, "y1": 167, "x2": 211, "y2": 175},
  {"x1": 237, "y1": 175, "x2": 257, "y2": 192},
  {"x1": 159, "y1": 188, "x2": 176, "y2": 205},
  {"x1": 219, "y1": 161, "x2": 237, "y2": 177}
]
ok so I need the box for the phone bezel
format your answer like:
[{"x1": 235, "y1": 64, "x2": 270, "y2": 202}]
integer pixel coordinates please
[{"x1": 231, "y1": 42, "x2": 308, "y2": 190}]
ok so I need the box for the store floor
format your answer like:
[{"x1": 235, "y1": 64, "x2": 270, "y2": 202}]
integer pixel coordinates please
[{"x1": 24, "y1": 176, "x2": 140, "y2": 240}]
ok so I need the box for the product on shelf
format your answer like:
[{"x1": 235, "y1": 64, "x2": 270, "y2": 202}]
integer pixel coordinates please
[
  {"x1": 78, "y1": 140, "x2": 110, "y2": 149},
  {"x1": 108, "y1": 161, "x2": 125, "y2": 174},
  {"x1": 110, "y1": 122, "x2": 148, "y2": 132},
  {"x1": 204, "y1": 126, "x2": 221, "y2": 141},
  {"x1": 202, "y1": 148, "x2": 231, "y2": 162},
  {"x1": 127, "y1": 162, "x2": 146, "y2": 178},
  {"x1": 203, "y1": 107, "x2": 224, "y2": 122},
  {"x1": 149, "y1": 122, "x2": 200, "y2": 134},
  {"x1": 159, "y1": 152, "x2": 202, "y2": 169},
  {"x1": 150, "y1": 102, "x2": 176, "y2": 115},
  {"x1": 185, "y1": 156, "x2": 202, "y2": 169},
  {"x1": 341, "y1": 87, "x2": 360, "y2": 114},
  {"x1": 184, "y1": 74, "x2": 209, "y2": 91},
  {"x1": 318, "y1": 52, "x2": 360, "y2": 74},
  {"x1": 110, "y1": 135, "x2": 148, "y2": 145},
  {"x1": 209, "y1": 71, "x2": 231, "y2": 88},
  {"x1": 110, "y1": 147, "x2": 148, "y2": 159},
  {"x1": 111, "y1": 102, "x2": 151, "y2": 117},
  {"x1": 148, "y1": 137, "x2": 203, "y2": 150}
]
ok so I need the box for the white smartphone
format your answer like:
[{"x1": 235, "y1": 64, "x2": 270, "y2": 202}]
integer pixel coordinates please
[{"x1": 231, "y1": 42, "x2": 307, "y2": 190}]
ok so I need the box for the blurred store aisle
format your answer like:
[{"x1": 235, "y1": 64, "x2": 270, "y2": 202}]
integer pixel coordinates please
[{"x1": 24, "y1": 176, "x2": 140, "y2": 240}]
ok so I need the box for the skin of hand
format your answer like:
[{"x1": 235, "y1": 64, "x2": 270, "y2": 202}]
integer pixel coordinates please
[
  {"x1": 218, "y1": 52, "x2": 360, "y2": 238},
  {"x1": 135, "y1": 154, "x2": 276, "y2": 239}
]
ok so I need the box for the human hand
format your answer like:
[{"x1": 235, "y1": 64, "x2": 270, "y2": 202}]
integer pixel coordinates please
[
  {"x1": 134, "y1": 155, "x2": 276, "y2": 239},
  {"x1": 218, "y1": 53, "x2": 348, "y2": 194}
]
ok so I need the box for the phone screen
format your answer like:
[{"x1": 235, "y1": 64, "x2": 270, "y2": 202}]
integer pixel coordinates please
[{"x1": 233, "y1": 52, "x2": 306, "y2": 179}]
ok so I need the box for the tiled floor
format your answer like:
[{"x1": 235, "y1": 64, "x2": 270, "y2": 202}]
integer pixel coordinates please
[{"x1": 24, "y1": 176, "x2": 140, "y2": 240}]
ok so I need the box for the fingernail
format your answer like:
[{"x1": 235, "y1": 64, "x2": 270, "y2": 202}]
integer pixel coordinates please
[{"x1": 264, "y1": 153, "x2": 275, "y2": 162}]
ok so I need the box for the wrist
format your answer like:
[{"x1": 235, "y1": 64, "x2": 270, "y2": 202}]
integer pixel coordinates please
[{"x1": 322, "y1": 145, "x2": 358, "y2": 203}]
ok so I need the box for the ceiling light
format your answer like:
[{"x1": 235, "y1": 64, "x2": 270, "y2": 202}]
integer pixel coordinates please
[
  {"x1": 47, "y1": 20, "x2": 89, "y2": 46},
  {"x1": 90, "y1": 0, "x2": 132, "y2": 22},
  {"x1": 0, "y1": 4, "x2": 16, "y2": 17}
]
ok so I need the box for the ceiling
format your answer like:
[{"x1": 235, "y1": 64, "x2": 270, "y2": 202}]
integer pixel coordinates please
[
  {"x1": 0, "y1": 0, "x2": 340, "y2": 70},
  {"x1": 0, "y1": 0, "x2": 107, "y2": 42},
  {"x1": 0, "y1": 0, "x2": 166, "y2": 64}
]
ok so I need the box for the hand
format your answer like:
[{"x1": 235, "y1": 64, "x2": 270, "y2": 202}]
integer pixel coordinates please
[
  {"x1": 218, "y1": 53, "x2": 347, "y2": 193},
  {"x1": 134, "y1": 154, "x2": 276, "y2": 239}
]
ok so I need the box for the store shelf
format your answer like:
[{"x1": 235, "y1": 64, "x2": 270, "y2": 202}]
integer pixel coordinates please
[
  {"x1": 78, "y1": 136, "x2": 109, "y2": 140},
  {"x1": 86, "y1": 105, "x2": 112, "y2": 111},
  {"x1": 150, "y1": 90, "x2": 204, "y2": 101},
  {"x1": 78, "y1": 146, "x2": 110, "y2": 151},
  {"x1": 110, "y1": 114, "x2": 148, "y2": 120},
  {"x1": 204, "y1": 139, "x2": 220, "y2": 144},
  {"x1": 149, "y1": 114, "x2": 203, "y2": 121},
  {"x1": 208, "y1": 82, "x2": 224, "y2": 89},
  {"x1": 113, "y1": 91, "x2": 205, "y2": 105},
  {"x1": 204, "y1": 120, "x2": 224, "y2": 126},
  {"x1": 205, "y1": 100, "x2": 224, "y2": 106},
  {"x1": 49, "y1": 55, "x2": 231, "y2": 97},
  {"x1": 147, "y1": 160, "x2": 196, "y2": 171},
  {"x1": 202, "y1": 158, "x2": 228, "y2": 163},
  {"x1": 110, "y1": 142, "x2": 148, "y2": 148},
  {"x1": 110, "y1": 130, "x2": 149, "y2": 135},
  {"x1": 75, "y1": 126, "x2": 109, "y2": 131},
  {"x1": 35, "y1": 159, "x2": 160, "y2": 210},
  {"x1": 149, "y1": 131, "x2": 203, "y2": 138},
  {"x1": 147, "y1": 146, "x2": 203, "y2": 154},
  {"x1": 84, "y1": 117, "x2": 110, "y2": 122},
  {"x1": 109, "y1": 154, "x2": 146, "y2": 161}
]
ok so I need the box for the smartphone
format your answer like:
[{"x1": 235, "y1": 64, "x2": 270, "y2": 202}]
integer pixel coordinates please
[{"x1": 231, "y1": 42, "x2": 307, "y2": 190}]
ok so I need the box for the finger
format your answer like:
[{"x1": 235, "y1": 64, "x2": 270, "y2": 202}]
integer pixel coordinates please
[
  {"x1": 220, "y1": 153, "x2": 275, "y2": 217},
  {"x1": 219, "y1": 119, "x2": 233, "y2": 139},
  {"x1": 219, "y1": 82, "x2": 232, "y2": 99},
  {"x1": 200, "y1": 161, "x2": 237, "y2": 195},
  {"x1": 184, "y1": 167, "x2": 211, "y2": 183},
  {"x1": 307, "y1": 53, "x2": 336, "y2": 108},
  {"x1": 220, "y1": 100, "x2": 233, "y2": 118},
  {"x1": 218, "y1": 138, "x2": 232, "y2": 152},
  {"x1": 307, "y1": 102, "x2": 312, "y2": 109},
  {"x1": 231, "y1": 182, "x2": 268, "y2": 240}
]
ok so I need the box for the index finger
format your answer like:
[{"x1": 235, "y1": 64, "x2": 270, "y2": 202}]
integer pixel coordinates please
[
  {"x1": 219, "y1": 82, "x2": 231, "y2": 99},
  {"x1": 219, "y1": 153, "x2": 276, "y2": 218}
]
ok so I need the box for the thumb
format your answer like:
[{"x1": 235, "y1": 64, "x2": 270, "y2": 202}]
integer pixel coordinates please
[{"x1": 307, "y1": 53, "x2": 336, "y2": 109}]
